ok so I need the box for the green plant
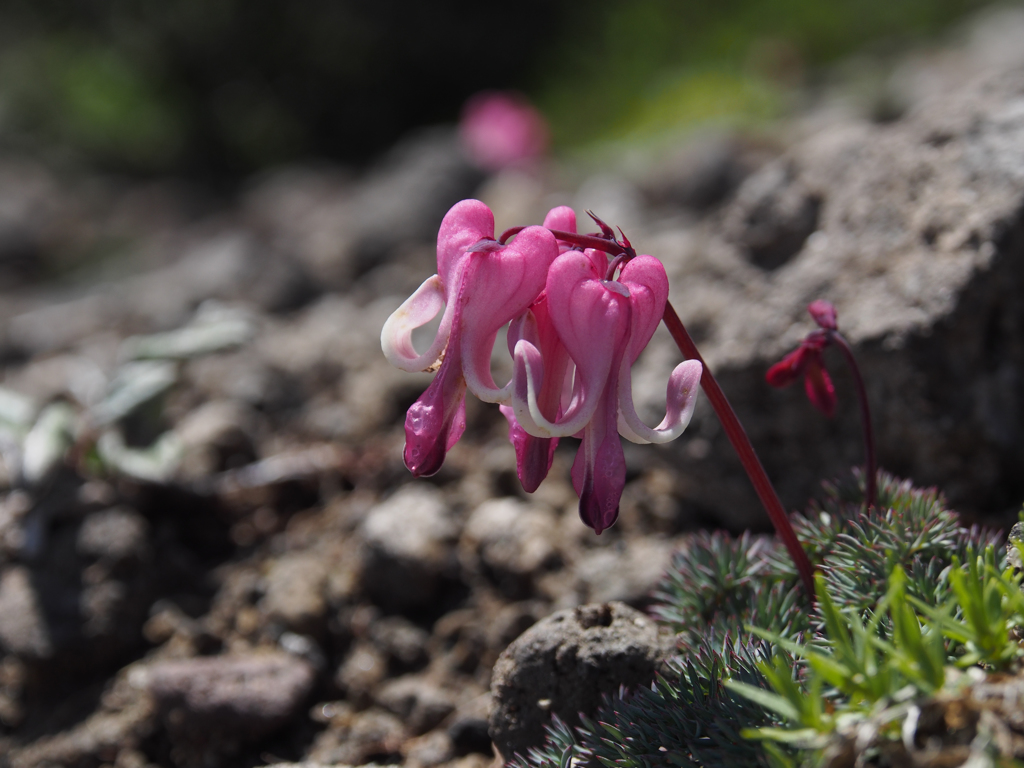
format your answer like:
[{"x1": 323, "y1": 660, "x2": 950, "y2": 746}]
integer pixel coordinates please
[
  {"x1": 727, "y1": 569, "x2": 947, "y2": 751},
  {"x1": 513, "y1": 472, "x2": 1021, "y2": 768}
]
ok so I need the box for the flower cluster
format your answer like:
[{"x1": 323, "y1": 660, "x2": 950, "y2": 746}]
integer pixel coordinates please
[{"x1": 382, "y1": 199, "x2": 703, "y2": 533}]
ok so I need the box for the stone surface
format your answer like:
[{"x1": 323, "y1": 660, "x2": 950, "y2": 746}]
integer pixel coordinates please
[
  {"x1": 489, "y1": 601, "x2": 672, "y2": 761},
  {"x1": 140, "y1": 653, "x2": 315, "y2": 741},
  {"x1": 376, "y1": 674, "x2": 457, "y2": 735},
  {"x1": 628, "y1": 62, "x2": 1024, "y2": 526},
  {"x1": 306, "y1": 704, "x2": 407, "y2": 766},
  {"x1": 460, "y1": 498, "x2": 561, "y2": 599},
  {"x1": 76, "y1": 507, "x2": 150, "y2": 562},
  {"x1": 0, "y1": 566, "x2": 52, "y2": 658},
  {"x1": 360, "y1": 484, "x2": 459, "y2": 614},
  {"x1": 260, "y1": 553, "x2": 329, "y2": 634},
  {"x1": 573, "y1": 538, "x2": 677, "y2": 606}
]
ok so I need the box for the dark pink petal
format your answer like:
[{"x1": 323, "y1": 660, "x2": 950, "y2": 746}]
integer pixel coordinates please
[
  {"x1": 803, "y1": 356, "x2": 836, "y2": 417},
  {"x1": 808, "y1": 300, "x2": 838, "y2": 331},
  {"x1": 403, "y1": 352, "x2": 467, "y2": 476},
  {"x1": 766, "y1": 348, "x2": 807, "y2": 388},
  {"x1": 508, "y1": 300, "x2": 572, "y2": 424},
  {"x1": 501, "y1": 300, "x2": 569, "y2": 492},
  {"x1": 585, "y1": 248, "x2": 610, "y2": 276},
  {"x1": 500, "y1": 404, "x2": 557, "y2": 493},
  {"x1": 571, "y1": 381, "x2": 626, "y2": 534}
]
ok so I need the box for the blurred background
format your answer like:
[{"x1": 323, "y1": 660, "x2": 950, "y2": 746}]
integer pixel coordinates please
[{"x1": 0, "y1": 0, "x2": 1002, "y2": 177}]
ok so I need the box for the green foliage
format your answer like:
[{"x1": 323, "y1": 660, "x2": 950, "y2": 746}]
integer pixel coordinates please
[
  {"x1": 0, "y1": 35, "x2": 184, "y2": 170},
  {"x1": 653, "y1": 531, "x2": 808, "y2": 647},
  {"x1": 537, "y1": 0, "x2": 997, "y2": 148},
  {"x1": 728, "y1": 569, "x2": 946, "y2": 750},
  {"x1": 514, "y1": 472, "x2": 1021, "y2": 768},
  {"x1": 912, "y1": 547, "x2": 1024, "y2": 670},
  {"x1": 728, "y1": 547, "x2": 1024, "y2": 763},
  {"x1": 776, "y1": 472, "x2": 1000, "y2": 619}
]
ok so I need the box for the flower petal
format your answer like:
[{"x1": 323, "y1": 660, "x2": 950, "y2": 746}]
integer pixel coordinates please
[
  {"x1": 571, "y1": 389, "x2": 625, "y2": 535},
  {"x1": 586, "y1": 248, "x2": 610, "y2": 275},
  {"x1": 546, "y1": 251, "x2": 628, "y2": 419},
  {"x1": 804, "y1": 357, "x2": 836, "y2": 417},
  {"x1": 500, "y1": 403, "x2": 557, "y2": 493},
  {"x1": 766, "y1": 348, "x2": 807, "y2": 387},
  {"x1": 437, "y1": 199, "x2": 495, "y2": 288},
  {"x1": 617, "y1": 255, "x2": 669, "y2": 365},
  {"x1": 617, "y1": 359, "x2": 702, "y2": 444},
  {"x1": 461, "y1": 225, "x2": 559, "y2": 403},
  {"x1": 808, "y1": 300, "x2": 838, "y2": 331},
  {"x1": 511, "y1": 338, "x2": 587, "y2": 438},
  {"x1": 511, "y1": 251, "x2": 628, "y2": 437},
  {"x1": 542, "y1": 205, "x2": 577, "y2": 234},
  {"x1": 381, "y1": 274, "x2": 454, "y2": 372},
  {"x1": 403, "y1": 352, "x2": 467, "y2": 477}
]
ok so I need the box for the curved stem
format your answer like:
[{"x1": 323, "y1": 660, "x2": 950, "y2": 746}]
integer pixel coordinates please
[
  {"x1": 663, "y1": 302, "x2": 816, "y2": 597},
  {"x1": 828, "y1": 331, "x2": 877, "y2": 510},
  {"x1": 501, "y1": 225, "x2": 633, "y2": 257}
]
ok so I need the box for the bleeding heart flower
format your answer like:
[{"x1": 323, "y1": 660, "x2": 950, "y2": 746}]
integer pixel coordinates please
[
  {"x1": 766, "y1": 301, "x2": 840, "y2": 418},
  {"x1": 381, "y1": 199, "x2": 558, "y2": 476},
  {"x1": 510, "y1": 247, "x2": 702, "y2": 533}
]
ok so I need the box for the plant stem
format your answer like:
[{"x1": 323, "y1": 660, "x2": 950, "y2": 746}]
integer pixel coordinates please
[
  {"x1": 663, "y1": 302, "x2": 816, "y2": 596},
  {"x1": 828, "y1": 331, "x2": 877, "y2": 510}
]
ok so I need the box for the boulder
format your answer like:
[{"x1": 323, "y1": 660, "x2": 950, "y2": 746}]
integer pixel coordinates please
[
  {"x1": 489, "y1": 601, "x2": 672, "y2": 761},
  {"x1": 631, "y1": 63, "x2": 1024, "y2": 526}
]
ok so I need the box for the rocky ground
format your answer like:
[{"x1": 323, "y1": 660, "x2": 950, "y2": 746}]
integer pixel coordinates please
[{"x1": 2, "y1": 8, "x2": 1024, "y2": 768}]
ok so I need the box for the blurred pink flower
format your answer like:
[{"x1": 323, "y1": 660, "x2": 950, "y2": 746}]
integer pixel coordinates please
[{"x1": 459, "y1": 91, "x2": 549, "y2": 171}]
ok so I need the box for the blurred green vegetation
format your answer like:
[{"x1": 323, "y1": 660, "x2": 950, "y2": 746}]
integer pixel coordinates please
[
  {"x1": 0, "y1": 0, "x2": 571, "y2": 175},
  {"x1": 0, "y1": 0, "x2": 1004, "y2": 176},
  {"x1": 538, "y1": 0, "x2": 1000, "y2": 147}
]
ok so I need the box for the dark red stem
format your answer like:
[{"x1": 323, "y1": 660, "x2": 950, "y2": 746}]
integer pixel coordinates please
[
  {"x1": 827, "y1": 331, "x2": 876, "y2": 510},
  {"x1": 500, "y1": 226, "x2": 632, "y2": 256},
  {"x1": 663, "y1": 302, "x2": 816, "y2": 596}
]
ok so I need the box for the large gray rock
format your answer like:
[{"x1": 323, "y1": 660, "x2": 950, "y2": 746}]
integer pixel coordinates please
[
  {"x1": 489, "y1": 601, "x2": 672, "y2": 762},
  {"x1": 630, "y1": 62, "x2": 1024, "y2": 526}
]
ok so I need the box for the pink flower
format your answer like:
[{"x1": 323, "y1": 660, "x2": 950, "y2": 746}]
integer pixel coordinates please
[
  {"x1": 459, "y1": 92, "x2": 549, "y2": 171},
  {"x1": 509, "y1": 245, "x2": 703, "y2": 533},
  {"x1": 381, "y1": 200, "x2": 558, "y2": 476}
]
